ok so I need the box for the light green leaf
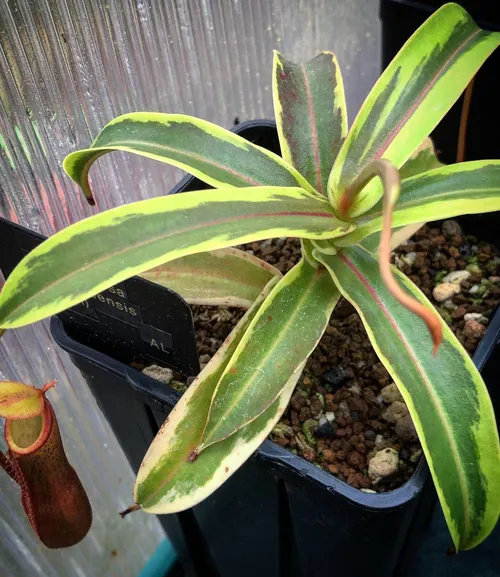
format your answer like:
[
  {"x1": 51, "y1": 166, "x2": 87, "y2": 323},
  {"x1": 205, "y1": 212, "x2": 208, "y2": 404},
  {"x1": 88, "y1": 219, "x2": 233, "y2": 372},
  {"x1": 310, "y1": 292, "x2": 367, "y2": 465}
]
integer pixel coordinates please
[
  {"x1": 273, "y1": 51, "x2": 347, "y2": 195},
  {"x1": 329, "y1": 3, "x2": 500, "y2": 217},
  {"x1": 317, "y1": 245, "x2": 500, "y2": 550},
  {"x1": 141, "y1": 248, "x2": 281, "y2": 308},
  {"x1": 63, "y1": 113, "x2": 314, "y2": 203},
  {"x1": 337, "y1": 161, "x2": 500, "y2": 246},
  {"x1": 197, "y1": 258, "x2": 340, "y2": 451},
  {"x1": 135, "y1": 276, "x2": 303, "y2": 513},
  {"x1": 0, "y1": 186, "x2": 350, "y2": 329}
]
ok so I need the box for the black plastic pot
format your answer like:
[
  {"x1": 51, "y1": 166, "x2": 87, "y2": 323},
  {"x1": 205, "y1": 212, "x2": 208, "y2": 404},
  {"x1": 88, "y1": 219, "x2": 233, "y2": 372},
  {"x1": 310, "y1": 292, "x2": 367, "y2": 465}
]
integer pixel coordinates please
[
  {"x1": 50, "y1": 260, "x2": 500, "y2": 577},
  {"x1": 2, "y1": 121, "x2": 500, "y2": 577}
]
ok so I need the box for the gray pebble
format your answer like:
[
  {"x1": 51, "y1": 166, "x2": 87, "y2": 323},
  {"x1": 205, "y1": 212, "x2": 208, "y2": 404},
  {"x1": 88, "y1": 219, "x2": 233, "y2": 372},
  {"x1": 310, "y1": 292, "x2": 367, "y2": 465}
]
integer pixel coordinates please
[
  {"x1": 368, "y1": 448, "x2": 399, "y2": 481},
  {"x1": 142, "y1": 365, "x2": 173, "y2": 385}
]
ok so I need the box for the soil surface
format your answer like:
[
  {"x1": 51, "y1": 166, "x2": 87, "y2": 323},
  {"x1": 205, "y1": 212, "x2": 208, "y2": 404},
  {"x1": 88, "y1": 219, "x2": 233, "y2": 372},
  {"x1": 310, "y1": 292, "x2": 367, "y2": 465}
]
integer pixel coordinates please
[{"x1": 146, "y1": 220, "x2": 500, "y2": 492}]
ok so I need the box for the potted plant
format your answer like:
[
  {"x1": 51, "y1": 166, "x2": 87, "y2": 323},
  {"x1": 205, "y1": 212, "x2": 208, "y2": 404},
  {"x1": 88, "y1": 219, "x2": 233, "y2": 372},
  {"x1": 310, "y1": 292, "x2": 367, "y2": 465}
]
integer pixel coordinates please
[{"x1": 1, "y1": 4, "x2": 500, "y2": 575}]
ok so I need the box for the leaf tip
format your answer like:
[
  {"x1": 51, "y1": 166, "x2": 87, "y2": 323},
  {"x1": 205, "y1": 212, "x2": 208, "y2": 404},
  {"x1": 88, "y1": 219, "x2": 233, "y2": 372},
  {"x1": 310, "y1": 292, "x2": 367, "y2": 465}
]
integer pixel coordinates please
[
  {"x1": 430, "y1": 320, "x2": 443, "y2": 356},
  {"x1": 188, "y1": 449, "x2": 200, "y2": 462},
  {"x1": 119, "y1": 503, "x2": 142, "y2": 518}
]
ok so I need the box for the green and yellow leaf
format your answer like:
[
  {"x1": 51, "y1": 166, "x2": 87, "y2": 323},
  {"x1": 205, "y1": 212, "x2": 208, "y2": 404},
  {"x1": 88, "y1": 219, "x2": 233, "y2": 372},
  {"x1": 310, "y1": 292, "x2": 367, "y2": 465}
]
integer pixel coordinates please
[
  {"x1": 197, "y1": 258, "x2": 340, "y2": 451},
  {"x1": 135, "y1": 276, "x2": 300, "y2": 513},
  {"x1": 63, "y1": 113, "x2": 314, "y2": 204},
  {"x1": 0, "y1": 186, "x2": 350, "y2": 329},
  {"x1": 0, "y1": 381, "x2": 46, "y2": 420},
  {"x1": 329, "y1": 3, "x2": 500, "y2": 217},
  {"x1": 338, "y1": 161, "x2": 500, "y2": 245},
  {"x1": 273, "y1": 51, "x2": 347, "y2": 195},
  {"x1": 141, "y1": 248, "x2": 281, "y2": 308},
  {"x1": 398, "y1": 137, "x2": 443, "y2": 180},
  {"x1": 317, "y1": 245, "x2": 500, "y2": 550}
]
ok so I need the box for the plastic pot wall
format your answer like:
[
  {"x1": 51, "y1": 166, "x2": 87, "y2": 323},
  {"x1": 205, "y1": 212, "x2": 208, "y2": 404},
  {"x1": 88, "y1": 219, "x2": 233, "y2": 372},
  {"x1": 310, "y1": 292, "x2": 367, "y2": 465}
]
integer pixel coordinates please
[{"x1": 48, "y1": 121, "x2": 500, "y2": 577}]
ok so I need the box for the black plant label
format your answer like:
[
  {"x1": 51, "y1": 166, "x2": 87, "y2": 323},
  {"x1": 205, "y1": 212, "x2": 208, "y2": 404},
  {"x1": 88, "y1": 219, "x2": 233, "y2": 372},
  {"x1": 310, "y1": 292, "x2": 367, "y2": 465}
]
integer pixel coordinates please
[{"x1": 0, "y1": 217, "x2": 199, "y2": 376}]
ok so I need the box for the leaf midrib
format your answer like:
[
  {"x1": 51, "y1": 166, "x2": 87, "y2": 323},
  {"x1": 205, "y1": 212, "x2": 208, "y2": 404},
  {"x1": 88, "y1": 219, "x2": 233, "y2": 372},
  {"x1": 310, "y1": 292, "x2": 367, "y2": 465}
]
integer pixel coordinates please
[
  {"x1": 145, "y1": 266, "x2": 269, "y2": 290},
  {"x1": 301, "y1": 64, "x2": 322, "y2": 194},
  {"x1": 357, "y1": 186, "x2": 500, "y2": 224},
  {"x1": 90, "y1": 142, "x2": 262, "y2": 186}
]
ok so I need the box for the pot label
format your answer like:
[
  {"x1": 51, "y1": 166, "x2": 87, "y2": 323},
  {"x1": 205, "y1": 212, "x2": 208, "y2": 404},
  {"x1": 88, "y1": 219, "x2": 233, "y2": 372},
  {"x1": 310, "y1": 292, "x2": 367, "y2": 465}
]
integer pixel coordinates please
[{"x1": 0, "y1": 217, "x2": 200, "y2": 376}]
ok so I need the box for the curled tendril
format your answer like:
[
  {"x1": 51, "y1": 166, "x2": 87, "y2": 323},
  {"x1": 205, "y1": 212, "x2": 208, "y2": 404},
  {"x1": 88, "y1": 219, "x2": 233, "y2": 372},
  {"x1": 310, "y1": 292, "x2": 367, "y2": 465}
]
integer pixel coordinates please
[{"x1": 342, "y1": 159, "x2": 442, "y2": 354}]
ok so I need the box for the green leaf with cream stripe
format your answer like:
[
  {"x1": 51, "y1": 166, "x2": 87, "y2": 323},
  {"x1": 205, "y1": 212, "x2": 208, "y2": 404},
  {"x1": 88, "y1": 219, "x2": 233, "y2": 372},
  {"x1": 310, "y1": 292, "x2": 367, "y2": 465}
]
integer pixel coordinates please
[
  {"x1": 0, "y1": 186, "x2": 350, "y2": 329},
  {"x1": 64, "y1": 112, "x2": 314, "y2": 204},
  {"x1": 134, "y1": 276, "x2": 304, "y2": 513},
  {"x1": 337, "y1": 161, "x2": 500, "y2": 246},
  {"x1": 329, "y1": 3, "x2": 500, "y2": 217},
  {"x1": 141, "y1": 248, "x2": 281, "y2": 308},
  {"x1": 316, "y1": 245, "x2": 500, "y2": 550},
  {"x1": 273, "y1": 51, "x2": 347, "y2": 196},
  {"x1": 197, "y1": 258, "x2": 340, "y2": 452},
  {"x1": 398, "y1": 137, "x2": 443, "y2": 181}
]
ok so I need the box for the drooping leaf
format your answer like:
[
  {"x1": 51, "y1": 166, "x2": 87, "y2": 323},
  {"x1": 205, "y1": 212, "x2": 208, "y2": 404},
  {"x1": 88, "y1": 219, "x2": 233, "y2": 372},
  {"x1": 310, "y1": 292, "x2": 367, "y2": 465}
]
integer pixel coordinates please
[
  {"x1": 329, "y1": 3, "x2": 500, "y2": 217},
  {"x1": 197, "y1": 258, "x2": 340, "y2": 452},
  {"x1": 317, "y1": 245, "x2": 500, "y2": 550},
  {"x1": 0, "y1": 381, "x2": 46, "y2": 420},
  {"x1": 63, "y1": 113, "x2": 314, "y2": 204},
  {"x1": 0, "y1": 186, "x2": 350, "y2": 329},
  {"x1": 273, "y1": 51, "x2": 347, "y2": 195},
  {"x1": 139, "y1": 365, "x2": 303, "y2": 514},
  {"x1": 141, "y1": 247, "x2": 281, "y2": 308},
  {"x1": 135, "y1": 276, "x2": 296, "y2": 513},
  {"x1": 4, "y1": 399, "x2": 92, "y2": 548},
  {"x1": 337, "y1": 161, "x2": 500, "y2": 246}
]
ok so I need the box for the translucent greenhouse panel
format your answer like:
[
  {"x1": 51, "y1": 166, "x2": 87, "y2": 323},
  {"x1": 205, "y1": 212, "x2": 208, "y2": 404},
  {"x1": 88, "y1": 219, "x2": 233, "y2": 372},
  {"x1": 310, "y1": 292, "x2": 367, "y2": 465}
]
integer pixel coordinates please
[{"x1": 0, "y1": 1, "x2": 380, "y2": 575}]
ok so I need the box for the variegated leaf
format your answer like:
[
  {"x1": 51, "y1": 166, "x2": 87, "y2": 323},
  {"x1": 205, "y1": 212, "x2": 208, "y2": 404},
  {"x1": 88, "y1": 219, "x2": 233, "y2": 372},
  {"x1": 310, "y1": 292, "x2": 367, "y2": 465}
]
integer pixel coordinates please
[
  {"x1": 273, "y1": 51, "x2": 347, "y2": 195},
  {"x1": 198, "y1": 258, "x2": 340, "y2": 451},
  {"x1": 317, "y1": 245, "x2": 500, "y2": 550},
  {"x1": 135, "y1": 277, "x2": 301, "y2": 513},
  {"x1": 338, "y1": 161, "x2": 500, "y2": 246},
  {"x1": 141, "y1": 248, "x2": 281, "y2": 308},
  {"x1": 63, "y1": 113, "x2": 313, "y2": 204},
  {"x1": 0, "y1": 186, "x2": 350, "y2": 329},
  {"x1": 329, "y1": 4, "x2": 500, "y2": 217}
]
